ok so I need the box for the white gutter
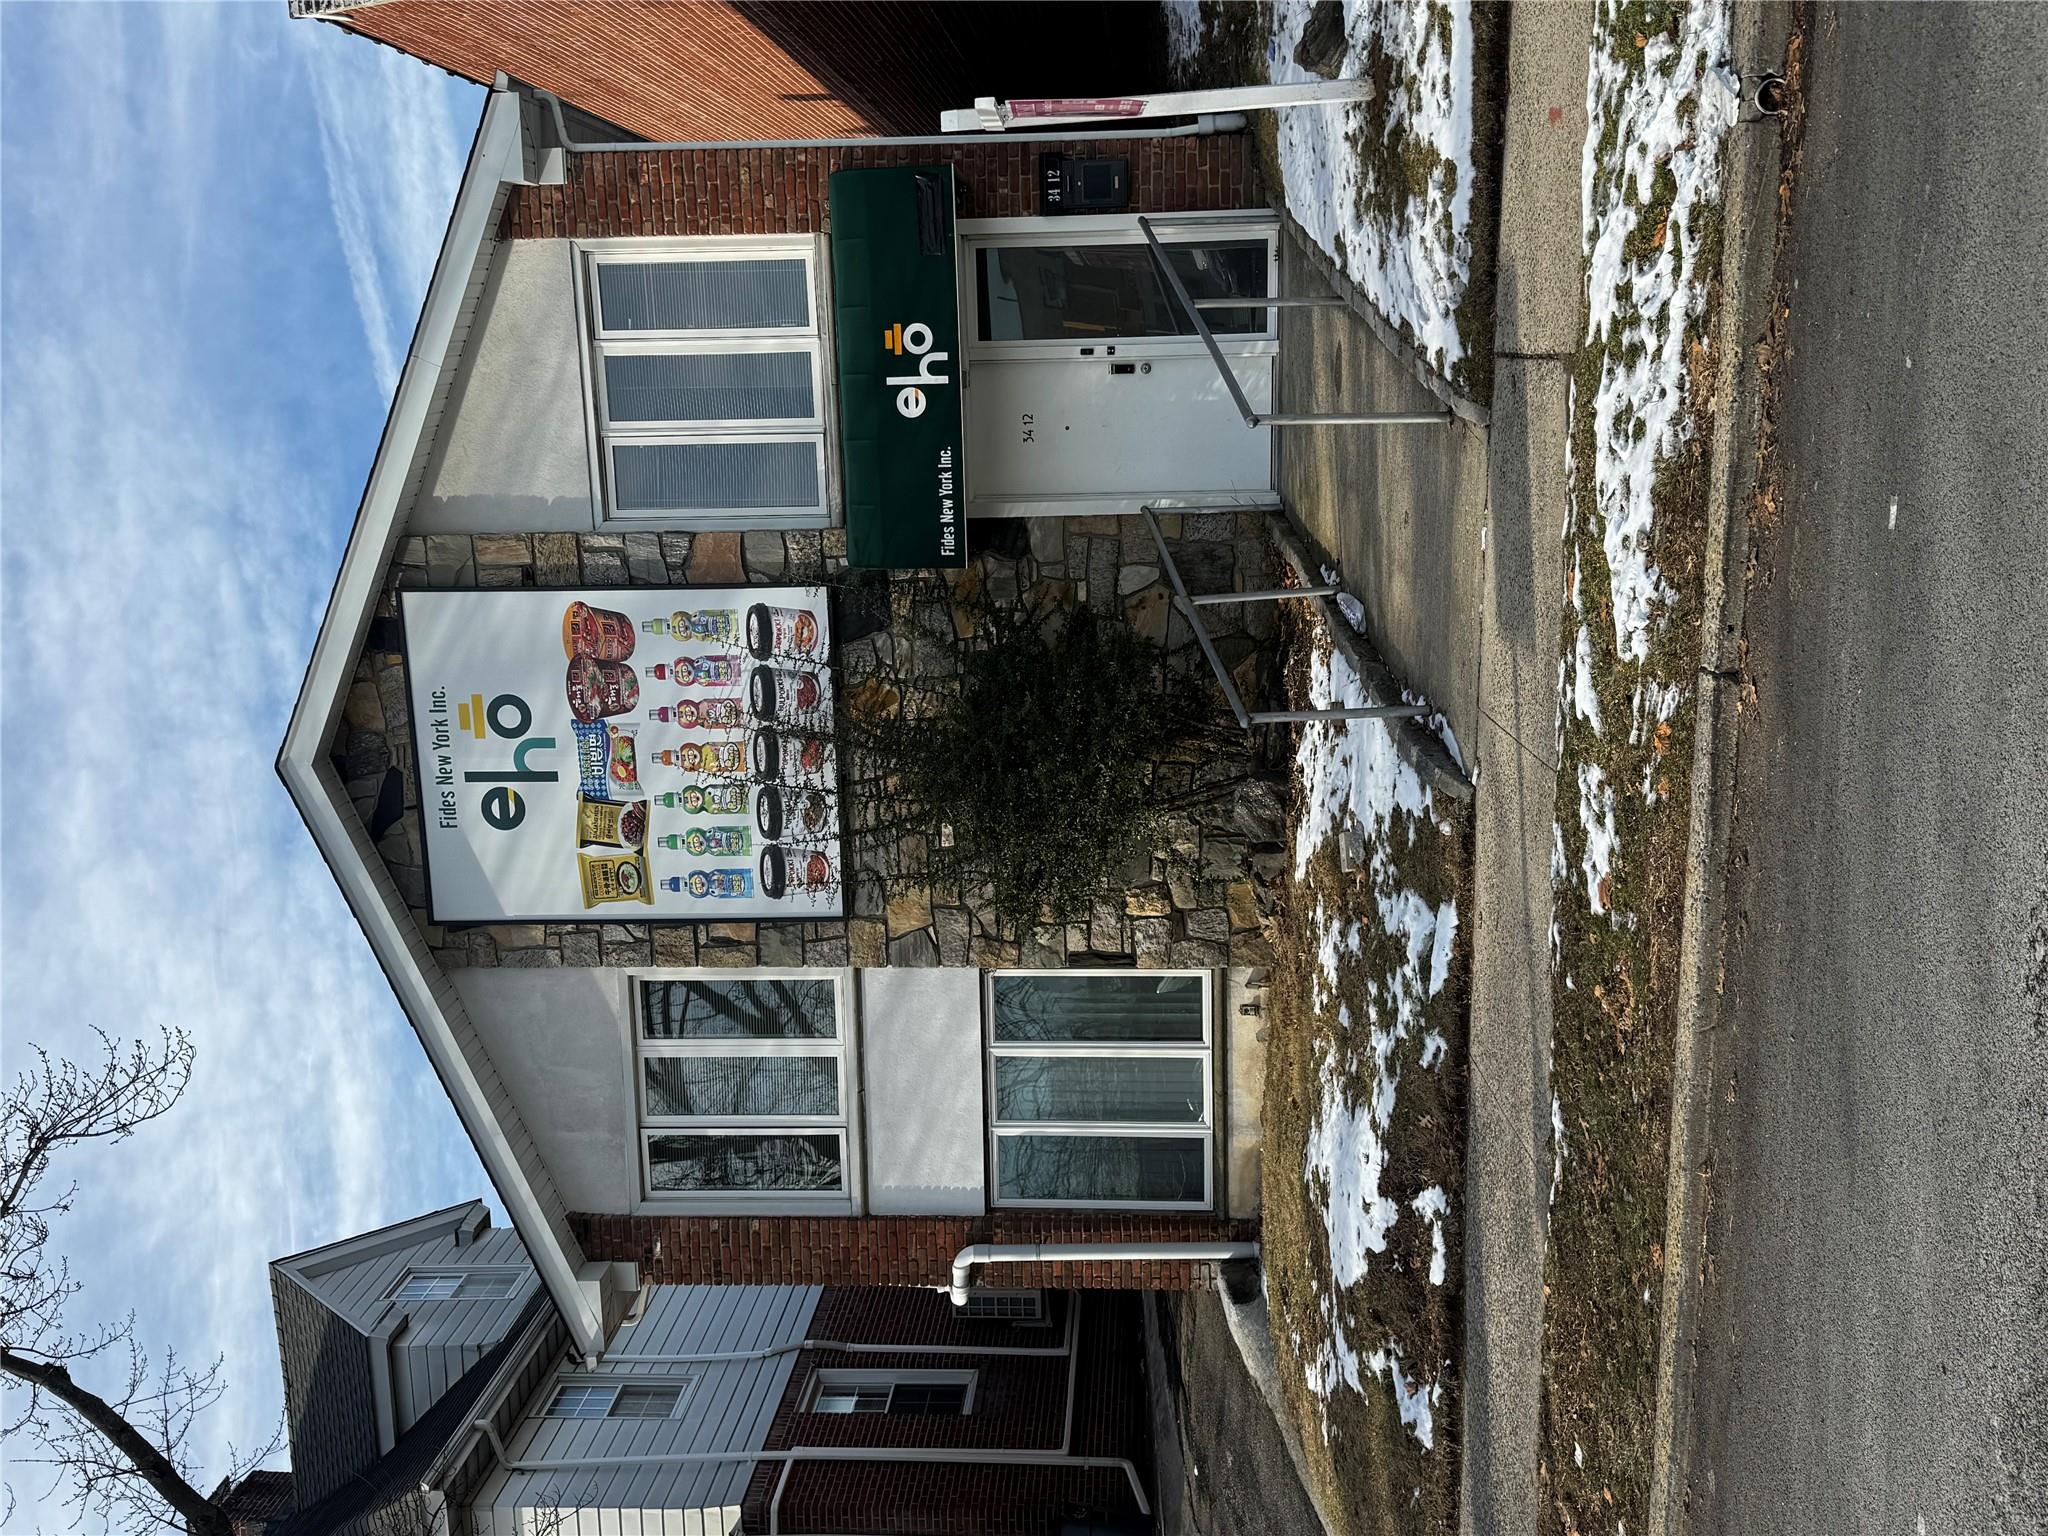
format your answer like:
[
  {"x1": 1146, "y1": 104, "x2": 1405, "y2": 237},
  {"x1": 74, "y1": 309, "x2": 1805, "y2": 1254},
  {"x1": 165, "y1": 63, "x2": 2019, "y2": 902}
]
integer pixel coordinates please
[
  {"x1": 275, "y1": 83, "x2": 603, "y2": 1361},
  {"x1": 948, "y1": 1241, "x2": 1259, "y2": 1305},
  {"x1": 530, "y1": 85, "x2": 1241, "y2": 153}
]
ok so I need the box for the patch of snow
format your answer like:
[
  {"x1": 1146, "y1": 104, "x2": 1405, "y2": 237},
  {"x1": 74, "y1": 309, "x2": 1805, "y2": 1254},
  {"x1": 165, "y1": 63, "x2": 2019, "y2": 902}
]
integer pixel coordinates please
[
  {"x1": 1575, "y1": 762, "x2": 1618, "y2": 918},
  {"x1": 1550, "y1": 1093, "x2": 1567, "y2": 1207},
  {"x1": 1267, "y1": 0, "x2": 1477, "y2": 377},
  {"x1": 1370, "y1": 1342, "x2": 1441, "y2": 1450},
  {"x1": 1570, "y1": 622, "x2": 1604, "y2": 733},
  {"x1": 1305, "y1": 1046, "x2": 1403, "y2": 1290},
  {"x1": 1294, "y1": 644, "x2": 1442, "y2": 879},
  {"x1": 1160, "y1": 0, "x2": 1206, "y2": 78},
  {"x1": 1419, "y1": 1029, "x2": 1447, "y2": 1069},
  {"x1": 1579, "y1": 0, "x2": 1738, "y2": 664},
  {"x1": 1412, "y1": 1185, "x2": 1449, "y2": 1284},
  {"x1": 1574, "y1": 1440, "x2": 1585, "y2": 1468}
]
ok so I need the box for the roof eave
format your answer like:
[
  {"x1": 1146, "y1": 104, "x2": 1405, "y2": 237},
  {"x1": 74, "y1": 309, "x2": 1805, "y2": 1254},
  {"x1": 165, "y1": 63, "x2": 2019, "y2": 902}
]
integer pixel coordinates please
[{"x1": 276, "y1": 83, "x2": 602, "y2": 1360}]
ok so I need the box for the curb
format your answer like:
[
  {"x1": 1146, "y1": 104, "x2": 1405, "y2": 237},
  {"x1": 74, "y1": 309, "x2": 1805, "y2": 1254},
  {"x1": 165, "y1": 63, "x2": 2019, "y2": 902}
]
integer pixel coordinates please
[
  {"x1": 1265, "y1": 509, "x2": 1476, "y2": 804},
  {"x1": 1645, "y1": 6, "x2": 1801, "y2": 1534},
  {"x1": 1278, "y1": 215, "x2": 1493, "y2": 429}
]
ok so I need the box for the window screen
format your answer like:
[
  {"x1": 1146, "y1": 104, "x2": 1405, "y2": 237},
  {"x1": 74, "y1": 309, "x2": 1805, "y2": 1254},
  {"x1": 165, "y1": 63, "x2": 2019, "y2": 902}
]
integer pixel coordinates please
[
  {"x1": 603, "y1": 350, "x2": 815, "y2": 424},
  {"x1": 596, "y1": 259, "x2": 810, "y2": 332},
  {"x1": 611, "y1": 440, "x2": 819, "y2": 514}
]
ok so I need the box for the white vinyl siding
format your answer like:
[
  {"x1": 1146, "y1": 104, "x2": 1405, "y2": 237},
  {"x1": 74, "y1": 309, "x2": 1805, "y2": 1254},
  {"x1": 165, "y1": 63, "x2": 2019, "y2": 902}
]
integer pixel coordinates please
[
  {"x1": 987, "y1": 970, "x2": 1215, "y2": 1210},
  {"x1": 633, "y1": 971, "x2": 857, "y2": 1212},
  {"x1": 579, "y1": 240, "x2": 832, "y2": 527},
  {"x1": 471, "y1": 1284, "x2": 821, "y2": 1535}
]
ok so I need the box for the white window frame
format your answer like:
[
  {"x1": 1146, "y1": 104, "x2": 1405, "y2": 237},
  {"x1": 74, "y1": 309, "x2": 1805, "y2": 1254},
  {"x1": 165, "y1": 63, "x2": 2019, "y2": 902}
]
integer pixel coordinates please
[
  {"x1": 627, "y1": 968, "x2": 860, "y2": 1216},
  {"x1": 542, "y1": 1374, "x2": 696, "y2": 1420},
  {"x1": 985, "y1": 968, "x2": 1215, "y2": 1212},
  {"x1": 804, "y1": 1368, "x2": 977, "y2": 1416},
  {"x1": 573, "y1": 236, "x2": 837, "y2": 529},
  {"x1": 384, "y1": 1266, "x2": 526, "y2": 1302},
  {"x1": 959, "y1": 1287, "x2": 1049, "y2": 1324}
]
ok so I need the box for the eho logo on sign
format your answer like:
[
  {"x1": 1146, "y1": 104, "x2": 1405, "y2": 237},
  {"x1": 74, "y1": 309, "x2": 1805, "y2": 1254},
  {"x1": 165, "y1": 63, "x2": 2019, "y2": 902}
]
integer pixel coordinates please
[{"x1": 884, "y1": 321, "x2": 950, "y2": 418}]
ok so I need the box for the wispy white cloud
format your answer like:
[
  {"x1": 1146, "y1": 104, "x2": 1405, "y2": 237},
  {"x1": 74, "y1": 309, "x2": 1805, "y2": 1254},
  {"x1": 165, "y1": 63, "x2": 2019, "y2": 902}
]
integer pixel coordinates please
[
  {"x1": 1, "y1": 0, "x2": 485, "y2": 1506},
  {"x1": 296, "y1": 19, "x2": 467, "y2": 397}
]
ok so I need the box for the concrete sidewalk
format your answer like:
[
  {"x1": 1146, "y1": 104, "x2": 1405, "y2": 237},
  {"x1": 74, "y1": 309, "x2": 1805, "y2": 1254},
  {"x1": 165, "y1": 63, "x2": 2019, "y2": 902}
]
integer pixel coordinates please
[{"x1": 1271, "y1": 7, "x2": 1590, "y2": 1535}]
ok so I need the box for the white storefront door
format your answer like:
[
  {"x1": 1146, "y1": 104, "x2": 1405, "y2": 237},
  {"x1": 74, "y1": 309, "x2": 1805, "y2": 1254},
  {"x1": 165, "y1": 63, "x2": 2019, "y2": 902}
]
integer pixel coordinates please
[{"x1": 959, "y1": 214, "x2": 1280, "y2": 517}]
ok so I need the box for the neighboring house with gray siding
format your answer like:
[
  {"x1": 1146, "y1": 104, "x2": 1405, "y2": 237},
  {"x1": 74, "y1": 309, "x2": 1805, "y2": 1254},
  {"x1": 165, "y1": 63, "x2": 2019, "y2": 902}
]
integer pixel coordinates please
[{"x1": 223, "y1": 1208, "x2": 1151, "y2": 1534}]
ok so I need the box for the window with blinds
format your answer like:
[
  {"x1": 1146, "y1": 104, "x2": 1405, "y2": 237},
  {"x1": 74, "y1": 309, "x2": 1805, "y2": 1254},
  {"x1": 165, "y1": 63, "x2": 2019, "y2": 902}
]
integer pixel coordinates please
[
  {"x1": 582, "y1": 243, "x2": 830, "y2": 526},
  {"x1": 986, "y1": 971, "x2": 1213, "y2": 1209}
]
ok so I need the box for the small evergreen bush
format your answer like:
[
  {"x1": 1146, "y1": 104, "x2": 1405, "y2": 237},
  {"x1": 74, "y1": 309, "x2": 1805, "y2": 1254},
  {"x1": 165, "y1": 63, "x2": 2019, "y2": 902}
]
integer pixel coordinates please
[{"x1": 852, "y1": 595, "x2": 1215, "y2": 929}]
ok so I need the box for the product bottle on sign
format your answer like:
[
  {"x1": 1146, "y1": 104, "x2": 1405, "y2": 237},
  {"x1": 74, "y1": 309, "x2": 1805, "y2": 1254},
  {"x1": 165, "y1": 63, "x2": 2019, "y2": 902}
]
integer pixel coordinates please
[
  {"x1": 660, "y1": 869, "x2": 755, "y2": 899},
  {"x1": 656, "y1": 741, "x2": 744, "y2": 775},
  {"x1": 648, "y1": 698, "x2": 743, "y2": 729},
  {"x1": 658, "y1": 826, "x2": 752, "y2": 857},
  {"x1": 562, "y1": 602, "x2": 637, "y2": 660},
  {"x1": 649, "y1": 655, "x2": 743, "y2": 688},
  {"x1": 655, "y1": 785, "x2": 748, "y2": 815},
  {"x1": 645, "y1": 610, "x2": 737, "y2": 644}
]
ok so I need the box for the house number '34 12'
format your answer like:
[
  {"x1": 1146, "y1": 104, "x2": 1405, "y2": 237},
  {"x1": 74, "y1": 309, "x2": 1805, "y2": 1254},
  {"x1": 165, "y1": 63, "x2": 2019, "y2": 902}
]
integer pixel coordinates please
[{"x1": 1020, "y1": 413, "x2": 1034, "y2": 444}]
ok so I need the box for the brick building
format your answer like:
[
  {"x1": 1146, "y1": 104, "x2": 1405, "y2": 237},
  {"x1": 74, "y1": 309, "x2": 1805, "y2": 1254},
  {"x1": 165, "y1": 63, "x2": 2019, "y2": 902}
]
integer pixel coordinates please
[
  {"x1": 282, "y1": 72, "x2": 1287, "y2": 1463},
  {"x1": 289, "y1": 0, "x2": 1171, "y2": 140}
]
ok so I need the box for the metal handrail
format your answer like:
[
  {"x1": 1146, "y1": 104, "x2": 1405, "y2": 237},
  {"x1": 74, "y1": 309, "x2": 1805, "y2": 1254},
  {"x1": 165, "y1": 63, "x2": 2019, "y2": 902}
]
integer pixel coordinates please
[
  {"x1": 1134, "y1": 215, "x2": 1452, "y2": 430},
  {"x1": 1140, "y1": 508, "x2": 1428, "y2": 729}
]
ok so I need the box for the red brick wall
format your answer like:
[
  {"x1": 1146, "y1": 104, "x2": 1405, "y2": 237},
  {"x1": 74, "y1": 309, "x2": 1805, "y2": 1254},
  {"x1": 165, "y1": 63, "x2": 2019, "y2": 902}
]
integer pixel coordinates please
[
  {"x1": 573, "y1": 1209, "x2": 1257, "y2": 1291},
  {"x1": 501, "y1": 136, "x2": 1258, "y2": 240},
  {"x1": 740, "y1": 1288, "x2": 1150, "y2": 1535}
]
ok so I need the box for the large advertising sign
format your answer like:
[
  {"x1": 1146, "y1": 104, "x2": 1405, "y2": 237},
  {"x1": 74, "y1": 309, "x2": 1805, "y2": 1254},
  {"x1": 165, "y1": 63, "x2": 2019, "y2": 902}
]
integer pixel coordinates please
[{"x1": 399, "y1": 587, "x2": 841, "y2": 924}]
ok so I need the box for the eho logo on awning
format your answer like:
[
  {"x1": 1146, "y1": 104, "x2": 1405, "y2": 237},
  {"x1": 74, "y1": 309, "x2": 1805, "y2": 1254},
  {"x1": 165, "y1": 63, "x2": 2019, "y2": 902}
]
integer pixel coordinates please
[{"x1": 884, "y1": 321, "x2": 951, "y2": 418}]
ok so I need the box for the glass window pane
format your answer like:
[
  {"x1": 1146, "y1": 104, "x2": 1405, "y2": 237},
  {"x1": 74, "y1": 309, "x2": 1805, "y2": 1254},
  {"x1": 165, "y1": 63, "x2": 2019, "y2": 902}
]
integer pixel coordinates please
[
  {"x1": 598, "y1": 259, "x2": 810, "y2": 332},
  {"x1": 612, "y1": 440, "x2": 819, "y2": 513},
  {"x1": 645, "y1": 1055, "x2": 838, "y2": 1118},
  {"x1": 547, "y1": 1385, "x2": 614, "y2": 1419},
  {"x1": 641, "y1": 980, "x2": 837, "y2": 1040},
  {"x1": 604, "y1": 350, "x2": 814, "y2": 424},
  {"x1": 991, "y1": 975, "x2": 1204, "y2": 1043},
  {"x1": 610, "y1": 1385, "x2": 682, "y2": 1418},
  {"x1": 890, "y1": 1383, "x2": 968, "y2": 1416},
  {"x1": 813, "y1": 1385, "x2": 889, "y2": 1414},
  {"x1": 648, "y1": 1132, "x2": 842, "y2": 1192},
  {"x1": 996, "y1": 1134, "x2": 1206, "y2": 1204},
  {"x1": 993, "y1": 1055, "x2": 1204, "y2": 1124},
  {"x1": 975, "y1": 242, "x2": 1266, "y2": 341}
]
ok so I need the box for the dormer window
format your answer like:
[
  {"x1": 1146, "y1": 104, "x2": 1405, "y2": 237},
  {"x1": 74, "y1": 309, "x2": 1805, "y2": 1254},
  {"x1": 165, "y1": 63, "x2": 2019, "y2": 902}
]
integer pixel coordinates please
[{"x1": 386, "y1": 1267, "x2": 523, "y2": 1302}]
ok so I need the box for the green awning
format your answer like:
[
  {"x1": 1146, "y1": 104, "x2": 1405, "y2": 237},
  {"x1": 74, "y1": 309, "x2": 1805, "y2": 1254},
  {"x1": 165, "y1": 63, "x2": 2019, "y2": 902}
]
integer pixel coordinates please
[{"x1": 829, "y1": 166, "x2": 967, "y2": 569}]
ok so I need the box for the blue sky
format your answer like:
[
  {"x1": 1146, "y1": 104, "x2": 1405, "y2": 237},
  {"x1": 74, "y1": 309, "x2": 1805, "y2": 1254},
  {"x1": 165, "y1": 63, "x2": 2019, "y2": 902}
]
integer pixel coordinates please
[{"x1": 1, "y1": 2, "x2": 490, "y2": 1512}]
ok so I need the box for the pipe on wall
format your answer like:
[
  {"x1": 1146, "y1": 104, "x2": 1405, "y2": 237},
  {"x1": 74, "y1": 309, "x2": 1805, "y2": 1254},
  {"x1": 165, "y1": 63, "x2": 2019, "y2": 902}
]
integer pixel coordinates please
[
  {"x1": 948, "y1": 1241, "x2": 1260, "y2": 1305},
  {"x1": 528, "y1": 84, "x2": 1246, "y2": 155}
]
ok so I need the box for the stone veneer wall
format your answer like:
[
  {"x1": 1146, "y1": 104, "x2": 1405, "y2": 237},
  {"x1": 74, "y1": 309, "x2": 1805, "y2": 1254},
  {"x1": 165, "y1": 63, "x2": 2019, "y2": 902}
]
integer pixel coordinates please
[{"x1": 332, "y1": 513, "x2": 1290, "y2": 974}]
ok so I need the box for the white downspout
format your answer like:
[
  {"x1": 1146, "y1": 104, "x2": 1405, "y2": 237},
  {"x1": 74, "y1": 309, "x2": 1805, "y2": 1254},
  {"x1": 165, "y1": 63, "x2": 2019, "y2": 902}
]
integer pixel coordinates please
[{"x1": 947, "y1": 1241, "x2": 1259, "y2": 1304}]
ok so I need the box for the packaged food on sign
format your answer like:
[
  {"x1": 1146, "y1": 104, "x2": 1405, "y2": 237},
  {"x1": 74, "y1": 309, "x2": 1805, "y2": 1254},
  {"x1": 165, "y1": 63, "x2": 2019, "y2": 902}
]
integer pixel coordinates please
[
  {"x1": 576, "y1": 795, "x2": 648, "y2": 851},
  {"x1": 748, "y1": 665, "x2": 827, "y2": 722},
  {"x1": 562, "y1": 601, "x2": 636, "y2": 661},
  {"x1": 566, "y1": 655, "x2": 640, "y2": 722},
  {"x1": 649, "y1": 698, "x2": 742, "y2": 729},
  {"x1": 745, "y1": 602, "x2": 822, "y2": 661},
  {"x1": 572, "y1": 721, "x2": 646, "y2": 801},
  {"x1": 658, "y1": 826, "x2": 751, "y2": 857},
  {"x1": 578, "y1": 850, "x2": 652, "y2": 907},
  {"x1": 657, "y1": 741, "x2": 744, "y2": 775}
]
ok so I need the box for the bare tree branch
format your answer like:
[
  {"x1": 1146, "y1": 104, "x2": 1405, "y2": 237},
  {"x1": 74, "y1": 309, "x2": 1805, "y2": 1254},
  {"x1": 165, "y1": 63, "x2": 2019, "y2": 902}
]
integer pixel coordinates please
[{"x1": 0, "y1": 1028, "x2": 248, "y2": 1534}]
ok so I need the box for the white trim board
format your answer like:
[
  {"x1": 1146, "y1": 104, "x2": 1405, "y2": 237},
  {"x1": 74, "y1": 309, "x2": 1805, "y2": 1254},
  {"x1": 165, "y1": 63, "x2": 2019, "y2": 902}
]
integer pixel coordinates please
[{"x1": 274, "y1": 83, "x2": 608, "y2": 1360}]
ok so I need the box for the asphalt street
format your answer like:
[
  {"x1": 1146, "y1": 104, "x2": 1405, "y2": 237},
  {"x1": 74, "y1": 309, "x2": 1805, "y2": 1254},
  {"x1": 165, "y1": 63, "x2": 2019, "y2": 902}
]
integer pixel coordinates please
[{"x1": 1685, "y1": 5, "x2": 2048, "y2": 1535}]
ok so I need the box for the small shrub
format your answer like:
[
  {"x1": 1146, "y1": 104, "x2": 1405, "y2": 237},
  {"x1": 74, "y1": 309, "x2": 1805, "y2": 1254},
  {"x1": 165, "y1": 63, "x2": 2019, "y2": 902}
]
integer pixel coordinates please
[{"x1": 852, "y1": 595, "x2": 1215, "y2": 928}]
